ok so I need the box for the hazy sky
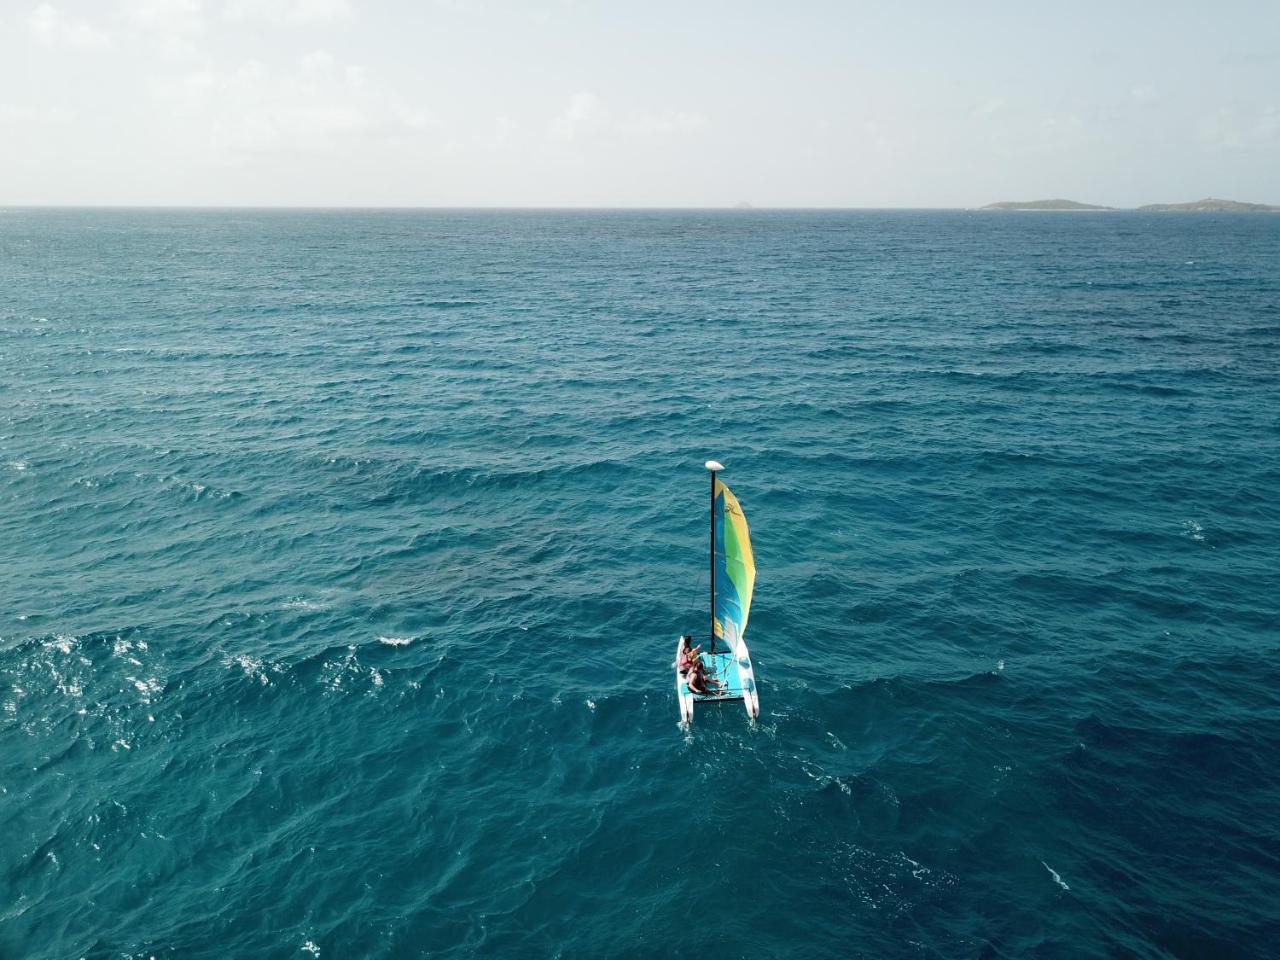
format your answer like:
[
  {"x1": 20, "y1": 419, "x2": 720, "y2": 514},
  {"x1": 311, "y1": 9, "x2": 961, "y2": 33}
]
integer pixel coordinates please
[{"x1": 2, "y1": 0, "x2": 1278, "y2": 206}]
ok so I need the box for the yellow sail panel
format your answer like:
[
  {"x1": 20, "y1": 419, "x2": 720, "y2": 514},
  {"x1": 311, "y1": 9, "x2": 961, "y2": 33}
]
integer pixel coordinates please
[{"x1": 713, "y1": 478, "x2": 755, "y2": 643}]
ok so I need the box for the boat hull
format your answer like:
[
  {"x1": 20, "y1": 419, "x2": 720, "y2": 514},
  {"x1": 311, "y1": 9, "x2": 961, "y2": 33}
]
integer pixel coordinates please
[
  {"x1": 674, "y1": 635, "x2": 759, "y2": 723},
  {"x1": 674, "y1": 636, "x2": 694, "y2": 724}
]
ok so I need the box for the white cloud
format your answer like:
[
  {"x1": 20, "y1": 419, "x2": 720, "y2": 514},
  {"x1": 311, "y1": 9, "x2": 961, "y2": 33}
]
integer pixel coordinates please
[
  {"x1": 27, "y1": 3, "x2": 112, "y2": 48},
  {"x1": 1200, "y1": 105, "x2": 1280, "y2": 150},
  {"x1": 547, "y1": 93, "x2": 705, "y2": 145},
  {"x1": 1199, "y1": 108, "x2": 1246, "y2": 151},
  {"x1": 299, "y1": 48, "x2": 335, "y2": 75},
  {"x1": 120, "y1": 0, "x2": 204, "y2": 57},
  {"x1": 121, "y1": 0, "x2": 203, "y2": 32},
  {"x1": 548, "y1": 92, "x2": 603, "y2": 142},
  {"x1": 0, "y1": 102, "x2": 76, "y2": 126},
  {"x1": 223, "y1": 0, "x2": 351, "y2": 24},
  {"x1": 1130, "y1": 85, "x2": 1157, "y2": 106},
  {"x1": 863, "y1": 120, "x2": 895, "y2": 156},
  {"x1": 155, "y1": 51, "x2": 432, "y2": 161},
  {"x1": 493, "y1": 115, "x2": 517, "y2": 147},
  {"x1": 1252, "y1": 105, "x2": 1278, "y2": 142},
  {"x1": 615, "y1": 110, "x2": 705, "y2": 139},
  {"x1": 972, "y1": 97, "x2": 1006, "y2": 119}
]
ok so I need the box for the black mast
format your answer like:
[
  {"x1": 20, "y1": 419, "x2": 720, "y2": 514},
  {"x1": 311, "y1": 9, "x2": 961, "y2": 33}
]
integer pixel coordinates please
[{"x1": 709, "y1": 463, "x2": 716, "y2": 655}]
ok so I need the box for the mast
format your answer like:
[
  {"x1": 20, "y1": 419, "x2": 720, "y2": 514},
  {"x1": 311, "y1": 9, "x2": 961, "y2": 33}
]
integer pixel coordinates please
[{"x1": 706, "y1": 460, "x2": 724, "y2": 654}]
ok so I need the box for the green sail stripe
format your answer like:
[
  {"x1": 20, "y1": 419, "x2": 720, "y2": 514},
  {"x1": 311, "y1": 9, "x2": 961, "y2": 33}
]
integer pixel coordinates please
[{"x1": 714, "y1": 478, "x2": 755, "y2": 641}]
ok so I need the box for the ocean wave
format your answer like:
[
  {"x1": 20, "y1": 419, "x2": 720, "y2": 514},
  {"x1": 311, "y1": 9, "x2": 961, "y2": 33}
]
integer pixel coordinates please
[{"x1": 5, "y1": 209, "x2": 1280, "y2": 960}]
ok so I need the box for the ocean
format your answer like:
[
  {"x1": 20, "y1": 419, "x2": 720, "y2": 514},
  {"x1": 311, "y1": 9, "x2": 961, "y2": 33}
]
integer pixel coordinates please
[{"x1": 2, "y1": 208, "x2": 1278, "y2": 959}]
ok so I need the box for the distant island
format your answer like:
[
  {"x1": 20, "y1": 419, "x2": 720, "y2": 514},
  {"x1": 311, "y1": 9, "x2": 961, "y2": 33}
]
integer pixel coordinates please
[
  {"x1": 1135, "y1": 197, "x2": 1280, "y2": 212},
  {"x1": 732, "y1": 201, "x2": 754, "y2": 210},
  {"x1": 981, "y1": 196, "x2": 1278, "y2": 212},
  {"x1": 982, "y1": 199, "x2": 1112, "y2": 211}
]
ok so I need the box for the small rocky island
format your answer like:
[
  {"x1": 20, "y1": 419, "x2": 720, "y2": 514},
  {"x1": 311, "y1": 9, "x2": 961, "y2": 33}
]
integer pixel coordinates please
[
  {"x1": 981, "y1": 199, "x2": 1112, "y2": 211},
  {"x1": 1136, "y1": 197, "x2": 1280, "y2": 212},
  {"x1": 981, "y1": 196, "x2": 1278, "y2": 212}
]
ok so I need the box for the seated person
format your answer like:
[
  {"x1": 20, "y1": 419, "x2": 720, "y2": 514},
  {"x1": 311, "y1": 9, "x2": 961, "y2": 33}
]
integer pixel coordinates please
[
  {"x1": 676, "y1": 635, "x2": 703, "y2": 673},
  {"x1": 684, "y1": 656, "x2": 723, "y2": 696},
  {"x1": 685, "y1": 667, "x2": 714, "y2": 695}
]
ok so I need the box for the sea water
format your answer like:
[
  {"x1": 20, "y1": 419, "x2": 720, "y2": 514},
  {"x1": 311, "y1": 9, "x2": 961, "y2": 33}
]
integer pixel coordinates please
[{"x1": 2, "y1": 209, "x2": 1278, "y2": 958}]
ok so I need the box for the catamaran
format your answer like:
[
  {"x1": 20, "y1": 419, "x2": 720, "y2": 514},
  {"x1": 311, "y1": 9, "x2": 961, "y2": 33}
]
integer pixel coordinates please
[{"x1": 675, "y1": 460, "x2": 760, "y2": 723}]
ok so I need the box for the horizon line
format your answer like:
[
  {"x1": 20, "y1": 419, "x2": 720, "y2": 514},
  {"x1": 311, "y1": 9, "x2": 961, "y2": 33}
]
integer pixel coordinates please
[
  {"x1": 1, "y1": 203, "x2": 977, "y2": 211},
  {"x1": 0, "y1": 203, "x2": 1262, "y2": 212}
]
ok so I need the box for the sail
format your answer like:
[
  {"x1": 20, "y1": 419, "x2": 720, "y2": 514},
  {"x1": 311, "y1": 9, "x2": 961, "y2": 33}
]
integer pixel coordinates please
[{"x1": 712, "y1": 478, "x2": 755, "y2": 645}]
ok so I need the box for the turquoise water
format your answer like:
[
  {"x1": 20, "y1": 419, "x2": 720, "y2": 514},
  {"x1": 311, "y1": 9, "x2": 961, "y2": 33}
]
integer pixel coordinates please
[{"x1": 2, "y1": 209, "x2": 1278, "y2": 958}]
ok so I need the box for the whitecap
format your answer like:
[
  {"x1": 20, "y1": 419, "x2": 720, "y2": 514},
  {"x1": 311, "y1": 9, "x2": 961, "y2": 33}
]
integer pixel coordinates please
[
  {"x1": 43, "y1": 635, "x2": 76, "y2": 654},
  {"x1": 900, "y1": 853, "x2": 930, "y2": 880},
  {"x1": 226, "y1": 653, "x2": 269, "y2": 684},
  {"x1": 377, "y1": 636, "x2": 414, "y2": 646},
  {"x1": 56, "y1": 679, "x2": 82, "y2": 698},
  {"x1": 128, "y1": 677, "x2": 161, "y2": 700},
  {"x1": 1041, "y1": 860, "x2": 1069, "y2": 891}
]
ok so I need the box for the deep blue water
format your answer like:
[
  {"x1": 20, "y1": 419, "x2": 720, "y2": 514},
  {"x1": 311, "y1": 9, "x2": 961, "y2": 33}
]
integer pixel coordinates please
[{"x1": 2, "y1": 209, "x2": 1279, "y2": 959}]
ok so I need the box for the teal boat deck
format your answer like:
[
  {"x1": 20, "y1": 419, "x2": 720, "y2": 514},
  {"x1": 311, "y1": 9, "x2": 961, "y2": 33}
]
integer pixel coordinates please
[{"x1": 681, "y1": 651, "x2": 749, "y2": 702}]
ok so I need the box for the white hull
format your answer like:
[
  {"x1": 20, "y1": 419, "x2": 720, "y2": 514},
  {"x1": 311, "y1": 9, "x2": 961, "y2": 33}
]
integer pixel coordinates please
[
  {"x1": 674, "y1": 634, "x2": 759, "y2": 724},
  {"x1": 675, "y1": 635, "x2": 694, "y2": 724}
]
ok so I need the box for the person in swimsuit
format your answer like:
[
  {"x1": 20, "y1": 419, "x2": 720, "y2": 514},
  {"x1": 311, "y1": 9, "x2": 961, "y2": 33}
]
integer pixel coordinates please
[
  {"x1": 686, "y1": 668, "x2": 712, "y2": 695},
  {"x1": 676, "y1": 635, "x2": 702, "y2": 674},
  {"x1": 687, "y1": 665, "x2": 724, "y2": 695},
  {"x1": 680, "y1": 637, "x2": 723, "y2": 695}
]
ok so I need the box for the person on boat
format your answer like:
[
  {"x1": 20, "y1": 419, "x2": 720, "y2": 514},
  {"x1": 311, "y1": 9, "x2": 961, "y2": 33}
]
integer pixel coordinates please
[
  {"x1": 683, "y1": 648, "x2": 723, "y2": 696},
  {"x1": 676, "y1": 635, "x2": 702, "y2": 673},
  {"x1": 686, "y1": 665, "x2": 724, "y2": 695},
  {"x1": 685, "y1": 665, "x2": 713, "y2": 695}
]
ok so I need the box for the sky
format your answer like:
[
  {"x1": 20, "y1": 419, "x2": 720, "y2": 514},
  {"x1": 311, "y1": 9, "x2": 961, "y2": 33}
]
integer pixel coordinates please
[{"x1": 2, "y1": 0, "x2": 1278, "y2": 207}]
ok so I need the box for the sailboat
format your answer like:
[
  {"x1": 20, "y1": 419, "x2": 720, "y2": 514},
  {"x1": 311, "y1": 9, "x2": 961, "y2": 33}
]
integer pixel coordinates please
[{"x1": 675, "y1": 460, "x2": 760, "y2": 723}]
